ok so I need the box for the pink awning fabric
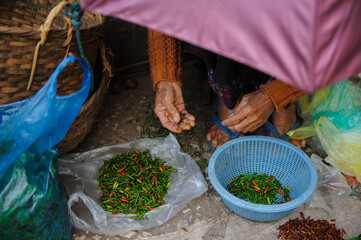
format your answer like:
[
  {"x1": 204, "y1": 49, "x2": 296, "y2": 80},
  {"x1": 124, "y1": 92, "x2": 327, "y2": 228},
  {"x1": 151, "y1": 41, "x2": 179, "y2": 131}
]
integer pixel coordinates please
[{"x1": 81, "y1": 0, "x2": 361, "y2": 93}]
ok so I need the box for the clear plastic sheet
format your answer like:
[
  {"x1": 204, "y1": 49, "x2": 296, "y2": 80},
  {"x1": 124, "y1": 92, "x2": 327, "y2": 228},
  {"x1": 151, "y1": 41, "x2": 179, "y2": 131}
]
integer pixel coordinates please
[
  {"x1": 58, "y1": 134, "x2": 208, "y2": 236},
  {"x1": 306, "y1": 154, "x2": 352, "y2": 216}
]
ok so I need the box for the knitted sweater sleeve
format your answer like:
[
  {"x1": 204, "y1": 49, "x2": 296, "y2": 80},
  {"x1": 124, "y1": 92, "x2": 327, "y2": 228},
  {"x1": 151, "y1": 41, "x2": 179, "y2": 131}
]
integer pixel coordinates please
[
  {"x1": 148, "y1": 29, "x2": 182, "y2": 89},
  {"x1": 260, "y1": 79, "x2": 306, "y2": 111}
]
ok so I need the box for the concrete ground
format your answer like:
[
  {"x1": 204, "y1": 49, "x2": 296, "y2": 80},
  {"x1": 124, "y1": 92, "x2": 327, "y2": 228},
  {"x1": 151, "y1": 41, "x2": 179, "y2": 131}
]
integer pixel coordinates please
[{"x1": 65, "y1": 61, "x2": 361, "y2": 240}]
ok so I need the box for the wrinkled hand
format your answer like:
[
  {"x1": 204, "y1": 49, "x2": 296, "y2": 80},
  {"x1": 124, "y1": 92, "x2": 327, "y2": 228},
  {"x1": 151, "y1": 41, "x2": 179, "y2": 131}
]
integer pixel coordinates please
[
  {"x1": 222, "y1": 88, "x2": 274, "y2": 133},
  {"x1": 154, "y1": 81, "x2": 196, "y2": 133}
]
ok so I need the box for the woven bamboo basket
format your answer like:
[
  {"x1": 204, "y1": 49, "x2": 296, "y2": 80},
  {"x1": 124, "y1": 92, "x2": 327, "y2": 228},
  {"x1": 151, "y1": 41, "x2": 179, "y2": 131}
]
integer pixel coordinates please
[
  {"x1": 0, "y1": 0, "x2": 104, "y2": 104},
  {"x1": 57, "y1": 42, "x2": 113, "y2": 153},
  {"x1": 0, "y1": 0, "x2": 112, "y2": 153}
]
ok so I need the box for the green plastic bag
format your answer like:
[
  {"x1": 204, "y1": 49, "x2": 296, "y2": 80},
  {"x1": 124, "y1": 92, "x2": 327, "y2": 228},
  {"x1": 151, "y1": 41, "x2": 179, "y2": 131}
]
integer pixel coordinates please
[
  {"x1": 288, "y1": 78, "x2": 361, "y2": 182},
  {"x1": 0, "y1": 148, "x2": 72, "y2": 239}
]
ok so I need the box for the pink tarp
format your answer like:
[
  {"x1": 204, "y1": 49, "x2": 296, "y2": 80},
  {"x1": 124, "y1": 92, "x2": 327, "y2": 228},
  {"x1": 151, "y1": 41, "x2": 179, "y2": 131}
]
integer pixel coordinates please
[{"x1": 81, "y1": 0, "x2": 361, "y2": 93}]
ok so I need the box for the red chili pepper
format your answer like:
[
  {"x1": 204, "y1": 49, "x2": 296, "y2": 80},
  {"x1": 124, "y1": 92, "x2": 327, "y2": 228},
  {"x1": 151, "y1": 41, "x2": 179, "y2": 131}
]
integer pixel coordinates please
[
  {"x1": 115, "y1": 169, "x2": 123, "y2": 173},
  {"x1": 267, "y1": 179, "x2": 272, "y2": 182},
  {"x1": 139, "y1": 176, "x2": 142, "y2": 181},
  {"x1": 252, "y1": 181, "x2": 258, "y2": 187},
  {"x1": 109, "y1": 193, "x2": 113, "y2": 198},
  {"x1": 149, "y1": 193, "x2": 152, "y2": 197},
  {"x1": 121, "y1": 199, "x2": 129, "y2": 203},
  {"x1": 288, "y1": 197, "x2": 291, "y2": 202},
  {"x1": 151, "y1": 180, "x2": 155, "y2": 186},
  {"x1": 140, "y1": 165, "x2": 143, "y2": 171},
  {"x1": 264, "y1": 186, "x2": 269, "y2": 194},
  {"x1": 254, "y1": 188, "x2": 261, "y2": 192},
  {"x1": 159, "y1": 166, "x2": 163, "y2": 172},
  {"x1": 246, "y1": 184, "x2": 249, "y2": 189},
  {"x1": 278, "y1": 191, "x2": 285, "y2": 196},
  {"x1": 124, "y1": 187, "x2": 129, "y2": 191},
  {"x1": 100, "y1": 192, "x2": 103, "y2": 196},
  {"x1": 135, "y1": 150, "x2": 140, "y2": 154},
  {"x1": 146, "y1": 205, "x2": 149, "y2": 208},
  {"x1": 133, "y1": 156, "x2": 137, "y2": 162},
  {"x1": 123, "y1": 164, "x2": 127, "y2": 168},
  {"x1": 112, "y1": 212, "x2": 116, "y2": 215},
  {"x1": 153, "y1": 195, "x2": 156, "y2": 201},
  {"x1": 161, "y1": 203, "x2": 164, "y2": 206},
  {"x1": 157, "y1": 200, "x2": 161, "y2": 203},
  {"x1": 101, "y1": 186, "x2": 105, "y2": 188},
  {"x1": 181, "y1": 227, "x2": 188, "y2": 232},
  {"x1": 149, "y1": 208, "x2": 154, "y2": 210}
]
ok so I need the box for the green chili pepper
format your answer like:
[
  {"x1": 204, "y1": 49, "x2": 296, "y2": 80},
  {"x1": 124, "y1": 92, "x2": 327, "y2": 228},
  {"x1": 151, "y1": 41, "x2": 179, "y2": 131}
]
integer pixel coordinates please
[{"x1": 97, "y1": 150, "x2": 176, "y2": 219}]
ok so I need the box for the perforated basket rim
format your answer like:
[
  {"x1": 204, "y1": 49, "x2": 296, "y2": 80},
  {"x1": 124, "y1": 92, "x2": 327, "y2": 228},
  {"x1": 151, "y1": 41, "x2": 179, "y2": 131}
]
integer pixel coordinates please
[{"x1": 208, "y1": 136, "x2": 317, "y2": 213}]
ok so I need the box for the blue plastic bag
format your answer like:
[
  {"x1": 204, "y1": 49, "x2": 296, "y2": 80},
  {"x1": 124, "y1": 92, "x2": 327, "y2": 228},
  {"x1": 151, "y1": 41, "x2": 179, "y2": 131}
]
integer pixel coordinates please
[{"x1": 0, "y1": 56, "x2": 91, "y2": 239}]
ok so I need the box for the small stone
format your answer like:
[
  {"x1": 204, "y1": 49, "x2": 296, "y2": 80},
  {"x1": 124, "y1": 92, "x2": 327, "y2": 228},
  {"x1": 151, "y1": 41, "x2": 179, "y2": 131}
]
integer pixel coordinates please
[{"x1": 142, "y1": 231, "x2": 152, "y2": 237}]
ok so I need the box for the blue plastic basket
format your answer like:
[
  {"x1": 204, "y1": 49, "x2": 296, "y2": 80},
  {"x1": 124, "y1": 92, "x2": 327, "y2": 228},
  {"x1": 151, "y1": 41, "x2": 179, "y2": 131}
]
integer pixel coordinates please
[{"x1": 208, "y1": 136, "x2": 317, "y2": 221}]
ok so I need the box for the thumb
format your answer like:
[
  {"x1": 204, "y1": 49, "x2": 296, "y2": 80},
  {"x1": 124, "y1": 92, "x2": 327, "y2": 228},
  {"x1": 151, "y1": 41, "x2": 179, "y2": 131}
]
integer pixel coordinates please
[{"x1": 164, "y1": 99, "x2": 180, "y2": 123}]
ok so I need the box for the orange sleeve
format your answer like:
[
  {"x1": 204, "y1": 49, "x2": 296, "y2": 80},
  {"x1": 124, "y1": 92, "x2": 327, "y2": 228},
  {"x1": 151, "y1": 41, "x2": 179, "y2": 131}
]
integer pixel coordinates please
[
  {"x1": 260, "y1": 79, "x2": 306, "y2": 111},
  {"x1": 147, "y1": 29, "x2": 182, "y2": 89}
]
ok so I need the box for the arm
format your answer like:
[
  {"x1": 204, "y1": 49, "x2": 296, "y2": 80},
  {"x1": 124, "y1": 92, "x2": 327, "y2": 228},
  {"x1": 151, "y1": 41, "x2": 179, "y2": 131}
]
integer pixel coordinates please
[
  {"x1": 222, "y1": 79, "x2": 305, "y2": 132},
  {"x1": 148, "y1": 29, "x2": 195, "y2": 133}
]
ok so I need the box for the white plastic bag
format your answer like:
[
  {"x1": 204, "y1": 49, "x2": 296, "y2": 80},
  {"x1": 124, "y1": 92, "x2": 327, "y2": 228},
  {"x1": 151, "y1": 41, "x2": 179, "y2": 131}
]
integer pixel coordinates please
[
  {"x1": 58, "y1": 134, "x2": 208, "y2": 236},
  {"x1": 306, "y1": 154, "x2": 351, "y2": 216}
]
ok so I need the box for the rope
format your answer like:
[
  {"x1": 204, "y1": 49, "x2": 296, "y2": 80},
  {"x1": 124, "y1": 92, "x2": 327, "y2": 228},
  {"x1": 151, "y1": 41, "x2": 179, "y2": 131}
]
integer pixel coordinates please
[
  {"x1": 65, "y1": 2, "x2": 94, "y2": 94},
  {"x1": 27, "y1": 0, "x2": 70, "y2": 91}
]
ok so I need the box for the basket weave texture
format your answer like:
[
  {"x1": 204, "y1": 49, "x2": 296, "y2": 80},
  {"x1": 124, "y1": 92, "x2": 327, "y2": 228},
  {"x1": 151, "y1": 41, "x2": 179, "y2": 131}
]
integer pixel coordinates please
[
  {"x1": 0, "y1": 0, "x2": 104, "y2": 105},
  {"x1": 208, "y1": 136, "x2": 317, "y2": 221},
  {"x1": 0, "y1": 0, "x2": 111, "y2": 153}
]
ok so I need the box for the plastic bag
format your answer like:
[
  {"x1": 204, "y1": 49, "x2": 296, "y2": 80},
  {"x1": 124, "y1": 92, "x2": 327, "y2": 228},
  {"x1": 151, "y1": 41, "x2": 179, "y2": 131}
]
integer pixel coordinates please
[
  {"x1": 0, "y1": 56, "x2": 91, "y2": 239},
  {"x1": 288, "y1": 78, "x2": 361, "y2": 182},
  {"x1": 306, "y1": 154, "x2": 352, "y2": 216},
  {"x1": 58, "y1": 133, "x2": 208, "y2": 236}
]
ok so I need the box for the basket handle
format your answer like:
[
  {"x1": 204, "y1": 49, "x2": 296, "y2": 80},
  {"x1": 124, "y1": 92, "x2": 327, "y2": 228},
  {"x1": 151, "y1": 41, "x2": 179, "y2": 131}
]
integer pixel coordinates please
[{"x1": 27, "y1": 0, "x2": 71, "y2": 91}]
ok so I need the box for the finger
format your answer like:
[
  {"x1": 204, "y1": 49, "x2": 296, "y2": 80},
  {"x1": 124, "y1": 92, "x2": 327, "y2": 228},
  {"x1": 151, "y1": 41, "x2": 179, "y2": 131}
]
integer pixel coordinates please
[
  {"x1": 182, "y1": 112, "x2": 196, "y2": 122},
  {"x1": 156, "y1": 108, "x2": 181, "y2": 133},
  {"x1": 228, "y1": 117, "x2": 255, "y2": 133},
  {"x1": 181, "y1": 116, "x2": 196, "y2": 127},
  {"x1": 301, "y1": 139, "x2": 306, "y2": 148},
  {"x1": 178, "y1": 121, "x2": 193, "y2": 130},
  {"x1": 206, "y1": 128, "x2": 214, "y2": 141},
  {"x1": 163, "y1": 120, "x2": 182, "y2": 133},
  {"x1": 243, "y1": 118, "x2": 266, "y2": 133},
  {"x1": 164, "y1": 97, "x2": 181, "y2": 123},
  {"x1": 221, "y1": 103, "x2": 249, "y2": 126},
  {"x1": 212, "y1": 138, "x2": 220, "y2": 149}
]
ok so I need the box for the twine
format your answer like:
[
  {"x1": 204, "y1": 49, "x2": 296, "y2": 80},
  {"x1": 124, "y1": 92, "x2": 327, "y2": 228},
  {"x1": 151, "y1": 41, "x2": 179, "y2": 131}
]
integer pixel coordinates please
[{"x1": 28, "y1": 0, "x2": 70, "y2": 91}]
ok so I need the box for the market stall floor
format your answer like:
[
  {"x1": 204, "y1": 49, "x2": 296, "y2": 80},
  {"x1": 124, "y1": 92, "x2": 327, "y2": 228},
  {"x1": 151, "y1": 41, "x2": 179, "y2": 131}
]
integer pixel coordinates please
[{"x1": 66, "y1": 61, "x2": 361, "y2": 240}]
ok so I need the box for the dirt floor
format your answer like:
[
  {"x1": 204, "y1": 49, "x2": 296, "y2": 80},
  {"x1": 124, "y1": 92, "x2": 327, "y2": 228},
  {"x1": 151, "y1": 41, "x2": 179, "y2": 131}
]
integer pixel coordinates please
[{"x1": 62, "y1": 60, "x2": 361, "y2": 240}]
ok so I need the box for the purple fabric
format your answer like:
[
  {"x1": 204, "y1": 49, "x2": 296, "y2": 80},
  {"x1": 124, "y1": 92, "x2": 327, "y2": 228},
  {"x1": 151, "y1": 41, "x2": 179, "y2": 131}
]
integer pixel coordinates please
[{"x1": 81, "y1": 0, "x2": 361, "y2": 93}]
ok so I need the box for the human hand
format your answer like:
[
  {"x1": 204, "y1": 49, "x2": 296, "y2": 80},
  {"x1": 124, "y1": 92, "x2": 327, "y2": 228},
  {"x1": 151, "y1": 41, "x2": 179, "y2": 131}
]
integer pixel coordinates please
[
  {"x1": 154, "y1": 81, "x2": 196, "y2": 133},
  {"x1": 222, "y1": 88, "x2": 274, "y2": 133}
]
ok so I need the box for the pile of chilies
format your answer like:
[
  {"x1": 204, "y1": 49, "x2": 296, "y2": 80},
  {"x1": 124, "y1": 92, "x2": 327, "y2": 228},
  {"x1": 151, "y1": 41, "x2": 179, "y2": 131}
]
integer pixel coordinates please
[
  {"x1": 277, "y1": 212, "x2": 347, "y2": 240},
  {"x1": 227, "y1": 172, "x2": 291, "y2": 205},
  {"x1": 97, "y1": 150, "x2": 176, "y2": 219}
]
